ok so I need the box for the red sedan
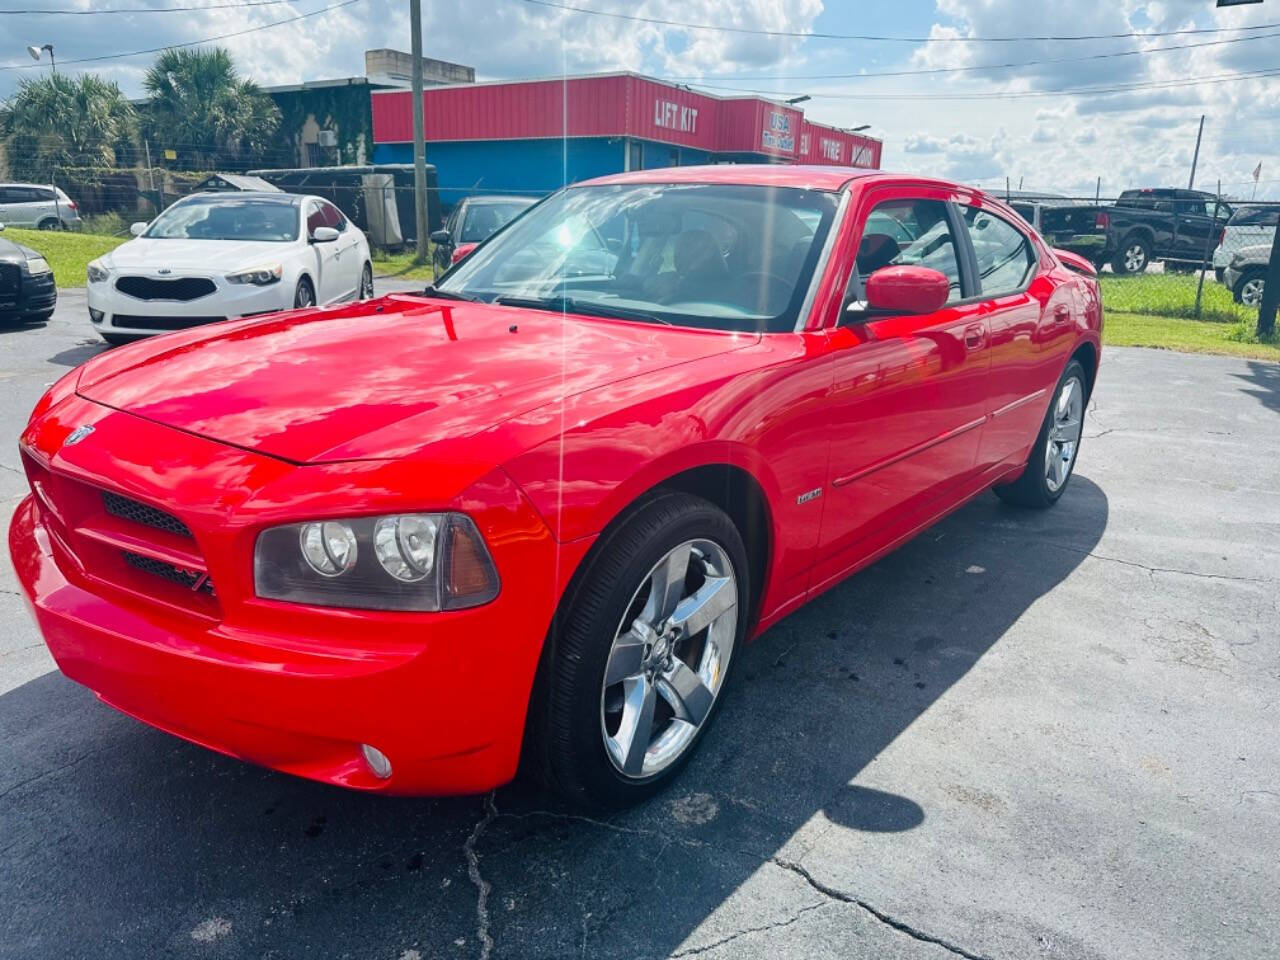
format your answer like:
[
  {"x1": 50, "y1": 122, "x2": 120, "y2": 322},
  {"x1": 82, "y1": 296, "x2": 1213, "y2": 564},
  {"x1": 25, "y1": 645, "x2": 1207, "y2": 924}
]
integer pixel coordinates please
[{"x1": 10, "y1": 167, "x2": 1101, "y2": 806}]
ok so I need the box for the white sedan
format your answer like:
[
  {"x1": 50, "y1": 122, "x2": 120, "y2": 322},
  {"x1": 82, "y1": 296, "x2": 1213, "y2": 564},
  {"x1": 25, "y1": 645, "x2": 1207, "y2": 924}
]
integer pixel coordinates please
[{"x1": 86, "y1": 191, "x2": 373, "y2": 345}]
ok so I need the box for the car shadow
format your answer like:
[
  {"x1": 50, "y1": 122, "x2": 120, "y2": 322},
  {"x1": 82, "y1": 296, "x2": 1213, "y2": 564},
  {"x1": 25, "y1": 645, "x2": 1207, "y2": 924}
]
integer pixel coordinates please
[
  {"x1": 1235, "y1": 359, "x2": 1280, "y2": 415},
  {"x1": 47, "y1": 339, "x2": 110, "y2": 368},
  {"x1": 0, "y1": 477, "x2": 1108, "y2": 959}
]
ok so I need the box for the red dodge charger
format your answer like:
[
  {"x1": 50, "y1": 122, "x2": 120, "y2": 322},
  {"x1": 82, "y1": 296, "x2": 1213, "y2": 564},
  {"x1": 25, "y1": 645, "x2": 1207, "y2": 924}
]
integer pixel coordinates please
[{"x1": 10, "y1": 167, "x2": 1101, "y2": 806}]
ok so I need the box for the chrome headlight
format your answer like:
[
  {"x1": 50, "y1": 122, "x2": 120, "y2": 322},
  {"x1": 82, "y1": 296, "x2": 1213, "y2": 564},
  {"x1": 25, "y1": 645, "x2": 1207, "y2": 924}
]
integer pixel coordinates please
[
  {"x1": 26, "y1": 256, "x2": 51, "y2": 276},
  {"x1": 226, "y1": 264, "x2": 282, "y2": 285},
  {"x1": 254, "y1": 513, "x2": 500, "y2": 611},
  {"x1": 87, "y1": 260, "x2": 109, "y2": 283}
]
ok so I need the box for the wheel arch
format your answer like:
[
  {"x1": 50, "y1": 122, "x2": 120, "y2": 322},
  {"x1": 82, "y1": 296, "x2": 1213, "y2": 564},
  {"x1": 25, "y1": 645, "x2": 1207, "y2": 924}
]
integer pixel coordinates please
[
  {"x1": 1069, "y1": 340, "x2": 1099, "y2": 400},
  {"x1": 551, "y1": 451, "x2": 779, "y2": 635}
]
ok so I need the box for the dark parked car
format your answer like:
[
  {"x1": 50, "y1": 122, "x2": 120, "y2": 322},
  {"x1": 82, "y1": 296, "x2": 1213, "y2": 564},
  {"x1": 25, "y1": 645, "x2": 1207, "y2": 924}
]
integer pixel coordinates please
[
  {"x1": 1040, "y1": 188, "x2": 1233, "y2": 274},
  {"x1": 431, "y1": 195, "x2": 536, "y2": 275},
  {"x1": 0, "y1": 224, "x2": 57, "y2": 324}
]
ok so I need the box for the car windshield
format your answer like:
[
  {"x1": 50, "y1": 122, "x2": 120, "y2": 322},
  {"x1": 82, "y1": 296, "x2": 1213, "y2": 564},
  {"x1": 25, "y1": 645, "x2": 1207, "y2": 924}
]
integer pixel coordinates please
[
  {"x1": 459, "y1": 201, "x2": 533, "y2": 242},
  {"x1": 146, "y1": 198, "x2": 300, "y2": 242},
  {"x1": 437, "y1": 183, "x2": 840, "y2": 333}
]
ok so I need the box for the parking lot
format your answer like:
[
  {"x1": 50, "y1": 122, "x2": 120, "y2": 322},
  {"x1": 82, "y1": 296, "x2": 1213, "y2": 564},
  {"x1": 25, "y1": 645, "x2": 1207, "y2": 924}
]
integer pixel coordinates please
[{"x1": 2, "y1": 292, "x2": 1277, "y2": 960}]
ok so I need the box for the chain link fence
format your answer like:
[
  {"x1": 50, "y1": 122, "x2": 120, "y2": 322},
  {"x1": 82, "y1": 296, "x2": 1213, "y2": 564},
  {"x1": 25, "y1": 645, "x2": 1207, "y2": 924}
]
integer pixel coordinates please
[{"x1": 1005, "y1": 193, "x2": 1278, "y2": 337}]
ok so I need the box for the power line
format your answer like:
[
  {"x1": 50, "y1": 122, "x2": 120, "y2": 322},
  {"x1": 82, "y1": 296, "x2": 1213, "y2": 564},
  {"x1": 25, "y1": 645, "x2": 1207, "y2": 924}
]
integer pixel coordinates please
[
  {"x1": 687, "y1": 65, "x2": 1280, "y2": 102},
  {"x1": 664, "y1": 28, "x2": 1280, "y2": 83},
  {"x1": 521, "y1": 0, "x2": 1280, "y2": 43},
  {"x1": 0, "y1": 0, "x2": 294, "y2": 14},
  {"x1": 0, "y1": 0, "x2": 362, "y2": 71}
]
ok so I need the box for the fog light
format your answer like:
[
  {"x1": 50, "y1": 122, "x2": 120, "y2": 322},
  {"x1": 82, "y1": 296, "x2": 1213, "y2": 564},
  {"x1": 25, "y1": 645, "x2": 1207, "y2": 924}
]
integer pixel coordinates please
[
  {"x1": 361, "y1": 743, "x2": 392, "y2": 779},
  {"x1": 89, "y1": 308, "x2": 104, "y2": 323}
]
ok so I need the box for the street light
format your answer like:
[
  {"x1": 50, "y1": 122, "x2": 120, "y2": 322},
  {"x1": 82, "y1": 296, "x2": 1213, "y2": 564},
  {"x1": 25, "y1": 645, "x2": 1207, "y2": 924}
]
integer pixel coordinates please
[
  {"x1": 785, "y1": 95, "x2": 811, "y2": 105},
  {"x1": 848, "y1": 124, "x2": 871, "y2": 133},
  {"x1": 27, "y1": 43, "x2": 55, "y2": 72}
]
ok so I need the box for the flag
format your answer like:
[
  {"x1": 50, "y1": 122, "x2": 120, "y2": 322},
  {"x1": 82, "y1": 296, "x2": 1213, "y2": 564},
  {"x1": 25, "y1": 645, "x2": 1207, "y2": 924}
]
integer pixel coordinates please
[{"x1": 1253, "y1": 162, "x2": 1263, "y2": 182}]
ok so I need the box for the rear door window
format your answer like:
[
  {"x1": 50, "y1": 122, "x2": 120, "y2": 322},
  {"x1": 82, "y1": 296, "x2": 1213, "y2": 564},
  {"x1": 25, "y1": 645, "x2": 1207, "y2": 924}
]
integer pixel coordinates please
[{"x1": 961, "y1": 206, "x2": 1036, "y2": 297}]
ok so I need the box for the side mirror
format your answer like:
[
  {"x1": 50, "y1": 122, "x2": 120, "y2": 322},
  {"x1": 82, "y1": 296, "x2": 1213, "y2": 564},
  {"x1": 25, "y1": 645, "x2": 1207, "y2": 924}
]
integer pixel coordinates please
[
  {"x1": 429, "y1": 229, "x2": 452, "y2": 246},
  {"x1": 451, "y1": 242, "x2": 478, "y2": 265},
  {"x1": 130, "y1": 221, "x2": 148, "y2": 237},
  {"x1": 852, "y1": 265, "x2": 950, "y2": 317},
  {"x1": 311, "y1": 226, "x2": 339, "y2": 243}
]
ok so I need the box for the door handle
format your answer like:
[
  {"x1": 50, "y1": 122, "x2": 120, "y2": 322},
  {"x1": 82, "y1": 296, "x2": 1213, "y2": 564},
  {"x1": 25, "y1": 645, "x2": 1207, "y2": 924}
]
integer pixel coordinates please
[{"x1": 963, "y1": 324, "x2": 984, "y2": 350}]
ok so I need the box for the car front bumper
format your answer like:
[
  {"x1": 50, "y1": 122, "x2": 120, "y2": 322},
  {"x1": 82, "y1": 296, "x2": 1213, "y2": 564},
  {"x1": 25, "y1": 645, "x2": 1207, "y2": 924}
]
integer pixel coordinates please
[
  {"x1": 87, "y1": 275, "x2": 293, "y2": 337},
  {"x1": 0, "y1": 264, "x2": 56, "y2": 320},
  {"x1": 9, "y1": 396, "x2": 583, "y2": 795}
]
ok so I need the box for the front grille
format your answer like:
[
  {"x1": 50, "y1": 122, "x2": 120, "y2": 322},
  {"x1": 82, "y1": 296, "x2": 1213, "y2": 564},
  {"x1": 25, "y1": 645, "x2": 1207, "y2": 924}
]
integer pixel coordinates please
[
  {"x1": 22, "y1": 456, "x2": 220, "y2": 618},
  {"x1": 0, "y1": 263, "x2": 18, "y2": 308},
  {"x1": 122, "y1": 551, "x2": 215, "y2": 594},
  {"x1": 102, "y1": 490, "x2": 193, "y2": 538},
  {"x1": 115, "y1": 275, "x2": 216, "y2": 302},
  {"x1": 111, "y1": 314, "x2": 226, "y2": 331}
]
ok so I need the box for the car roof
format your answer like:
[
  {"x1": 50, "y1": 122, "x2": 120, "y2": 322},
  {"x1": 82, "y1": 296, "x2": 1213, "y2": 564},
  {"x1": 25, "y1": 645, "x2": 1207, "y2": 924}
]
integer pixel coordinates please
[
  {"x1": 580, "y1": 164, "x2": 891, "y2": 192},
  {"x1": 574, "y1": 165, "x2": 996, "y2": 200},
  {"x1": 463, "y1": 195, "x2": 536, "y2": 206},
  {"x1": 179, "y1": 191, "x2": 304, "y2": 204}
]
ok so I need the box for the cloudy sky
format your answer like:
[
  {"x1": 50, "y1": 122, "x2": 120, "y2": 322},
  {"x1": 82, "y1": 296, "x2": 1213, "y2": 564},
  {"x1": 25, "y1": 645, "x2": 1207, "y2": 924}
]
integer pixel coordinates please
[{"x1": 3, "y1": 0, "x2": 1278, "y2": 198}]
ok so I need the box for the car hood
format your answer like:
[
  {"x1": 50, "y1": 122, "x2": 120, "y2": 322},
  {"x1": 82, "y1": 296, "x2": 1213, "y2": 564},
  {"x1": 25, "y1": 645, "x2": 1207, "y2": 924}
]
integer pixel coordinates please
[
  {"x1": 103, "y1": 237, "x2": 297, "y2": 273},
  {"x1": 76, "y1": 295, "x2": 756, "y2": 464}
]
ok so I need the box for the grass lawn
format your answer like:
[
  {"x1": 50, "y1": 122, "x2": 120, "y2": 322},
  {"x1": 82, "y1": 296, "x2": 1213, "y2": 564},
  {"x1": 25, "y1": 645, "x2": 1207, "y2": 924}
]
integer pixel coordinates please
[
  {"x1": 1105, "y1": 311, "x2": 1280, "y2": 362},
  {"x1": 3, "y1": 228, "x2": 125, "y2": 290},
  {"x1": 1099, "y1": 270, "x2": 1252, "y2": 324},
  {"x1": 372, "y1": 246, "x2": 438, "y2": 282}
]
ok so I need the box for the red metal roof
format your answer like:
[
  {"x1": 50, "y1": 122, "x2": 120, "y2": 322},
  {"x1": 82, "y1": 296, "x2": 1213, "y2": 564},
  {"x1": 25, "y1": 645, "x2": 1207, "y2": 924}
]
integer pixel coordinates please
[{"x1": 371, "y1": 72, "x2": 882, "y2": 168}]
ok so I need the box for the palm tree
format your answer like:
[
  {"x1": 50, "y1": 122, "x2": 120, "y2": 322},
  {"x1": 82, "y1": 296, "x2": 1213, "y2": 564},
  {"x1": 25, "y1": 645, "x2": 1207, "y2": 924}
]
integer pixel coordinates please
[
  {"x1": 0, "y1": 73, "x2": 137, "y2": 183},
  {"x1": 142, "y1": 47, "x2": 281, "y2": 170}
]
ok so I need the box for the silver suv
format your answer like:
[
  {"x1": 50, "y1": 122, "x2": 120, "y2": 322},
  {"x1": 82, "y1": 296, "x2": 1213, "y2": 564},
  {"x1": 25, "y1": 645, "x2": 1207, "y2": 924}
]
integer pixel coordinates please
[{"x1": 0, "y1": 183, "x2": 81, "y2": 230}]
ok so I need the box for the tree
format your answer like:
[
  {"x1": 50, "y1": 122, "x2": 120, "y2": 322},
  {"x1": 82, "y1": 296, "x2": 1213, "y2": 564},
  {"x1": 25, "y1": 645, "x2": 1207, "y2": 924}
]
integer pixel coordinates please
[
  {"x1": 142, "y1": 47, "x2": 281, "y2": 170},
  {"x1": 0, "y1": 73, "x2": 137, "y2": 183}
]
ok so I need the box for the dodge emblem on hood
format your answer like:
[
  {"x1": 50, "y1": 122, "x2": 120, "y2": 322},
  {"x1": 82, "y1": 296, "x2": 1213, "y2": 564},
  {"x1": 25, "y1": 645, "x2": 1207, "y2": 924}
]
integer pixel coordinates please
[{"x1": 63, "y1": 425, "x2": 95, "y2": 447}]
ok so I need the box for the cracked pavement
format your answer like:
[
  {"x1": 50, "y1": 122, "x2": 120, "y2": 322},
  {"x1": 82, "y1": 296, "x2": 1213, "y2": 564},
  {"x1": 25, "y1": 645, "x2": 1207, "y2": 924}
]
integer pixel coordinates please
[{"x1": 2, "y1": 298, "x2": 1278, "y2": 959}]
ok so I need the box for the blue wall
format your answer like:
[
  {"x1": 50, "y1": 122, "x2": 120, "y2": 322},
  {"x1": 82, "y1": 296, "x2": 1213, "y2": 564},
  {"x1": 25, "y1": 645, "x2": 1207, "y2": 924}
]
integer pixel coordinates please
[{"x1": 373, "y1": 137, "x2": 625, "y2": 209}]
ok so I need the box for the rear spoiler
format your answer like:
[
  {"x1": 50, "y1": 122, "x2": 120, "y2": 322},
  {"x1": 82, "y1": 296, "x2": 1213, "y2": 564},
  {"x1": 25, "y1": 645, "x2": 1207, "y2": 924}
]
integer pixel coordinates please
[{"x1": 1054, "y1": 248, "x2": 1098, "y2": 277}]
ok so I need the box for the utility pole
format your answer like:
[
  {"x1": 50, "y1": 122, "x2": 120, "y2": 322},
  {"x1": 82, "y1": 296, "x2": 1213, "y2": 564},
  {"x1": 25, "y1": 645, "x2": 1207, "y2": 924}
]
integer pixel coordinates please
[
  {"x1": 1188, "y1": 114, "x2": 1205, "y2": 190},
  {"x1": 410, "y1": 0, "x2": 429, "y2": 264},
  {"x1": 1258, "y1": 215, "x2": 1280, "y2": 339}
]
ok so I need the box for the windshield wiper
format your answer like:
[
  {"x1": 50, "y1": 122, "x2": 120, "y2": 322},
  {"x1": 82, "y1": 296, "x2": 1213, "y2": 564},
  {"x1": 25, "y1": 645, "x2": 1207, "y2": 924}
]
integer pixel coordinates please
[
  {"x1": 494, "y1": 295, "x2": 670, "y2": 326},
  {"x1": 421, "y1": 284, "x2": 480, "y2": 302}
]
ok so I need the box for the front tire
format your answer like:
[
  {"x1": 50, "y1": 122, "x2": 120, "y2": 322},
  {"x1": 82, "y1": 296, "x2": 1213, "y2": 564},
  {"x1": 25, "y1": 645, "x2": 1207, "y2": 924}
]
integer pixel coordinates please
[
  {"x1": 994, "y1": 359, "x2": 1087, "y2": 509},
  {"x1": 293, "y1": 276, "x2": 315, "y2": 308},
  {"x1": 101, "y1": 332, "x2": 140, "y2": 347},
  {"x1": 1112, "y1": 235, "x2": 1150, "y2": 275},
  {"x1": 527, "y1": 492, "x2": 749, "y2": 808},
  {"x1": 359, "y1": 261, "x2": 374, "y2": 300}
]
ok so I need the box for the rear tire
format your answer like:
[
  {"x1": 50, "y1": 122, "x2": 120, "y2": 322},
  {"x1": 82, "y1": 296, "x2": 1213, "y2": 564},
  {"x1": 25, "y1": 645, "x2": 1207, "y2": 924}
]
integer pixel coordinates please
[
  {"x1": 526, "y1": 492, "x2": 749, "y2": 808},
  {"x1": 1111, "y1": 235, "x2": 1150, "y2": 275},
  {"x1": 1234, "y1": 269, "x2": 1266, "y2": 307},
  {"x1": 994, "y1": 359, "x2": 1087, "y2": 509},
  {"x1": 37, "y1": 218, "x2": 61, "y2": 231}
]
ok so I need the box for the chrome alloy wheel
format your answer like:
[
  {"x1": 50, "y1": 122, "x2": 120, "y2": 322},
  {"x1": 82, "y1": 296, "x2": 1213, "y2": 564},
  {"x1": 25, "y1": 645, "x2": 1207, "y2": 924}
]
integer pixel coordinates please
[
  {"x1": 1123, "y1": 244, "x2": 1147, "y2": 273},
  {"x1": 360, "y1": 263, "x2": 375, "y2": 299},
  {"x1": 1045, "y1": 375, "x2": 1084, "y2": 493},
  {"x1": 600, "y1": 539, "x2": 738, "y2": 779},
  {"x1": 1240, "y1": 277, "x2": 1265, "y2": 307}
]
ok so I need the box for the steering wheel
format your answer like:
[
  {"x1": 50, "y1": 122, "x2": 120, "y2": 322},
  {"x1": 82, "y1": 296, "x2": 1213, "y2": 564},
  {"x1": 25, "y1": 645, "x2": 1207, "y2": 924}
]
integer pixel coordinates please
[{"x1": 737, "y1": 272, "x2": 793, "y2": 312}]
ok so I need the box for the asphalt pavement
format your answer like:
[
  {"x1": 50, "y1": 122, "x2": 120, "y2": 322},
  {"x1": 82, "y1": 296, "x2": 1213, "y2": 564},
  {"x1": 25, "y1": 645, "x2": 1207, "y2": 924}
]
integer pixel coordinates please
[{"x1": 2, "y1": 290, "x2": 1277, "y2": 960}]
